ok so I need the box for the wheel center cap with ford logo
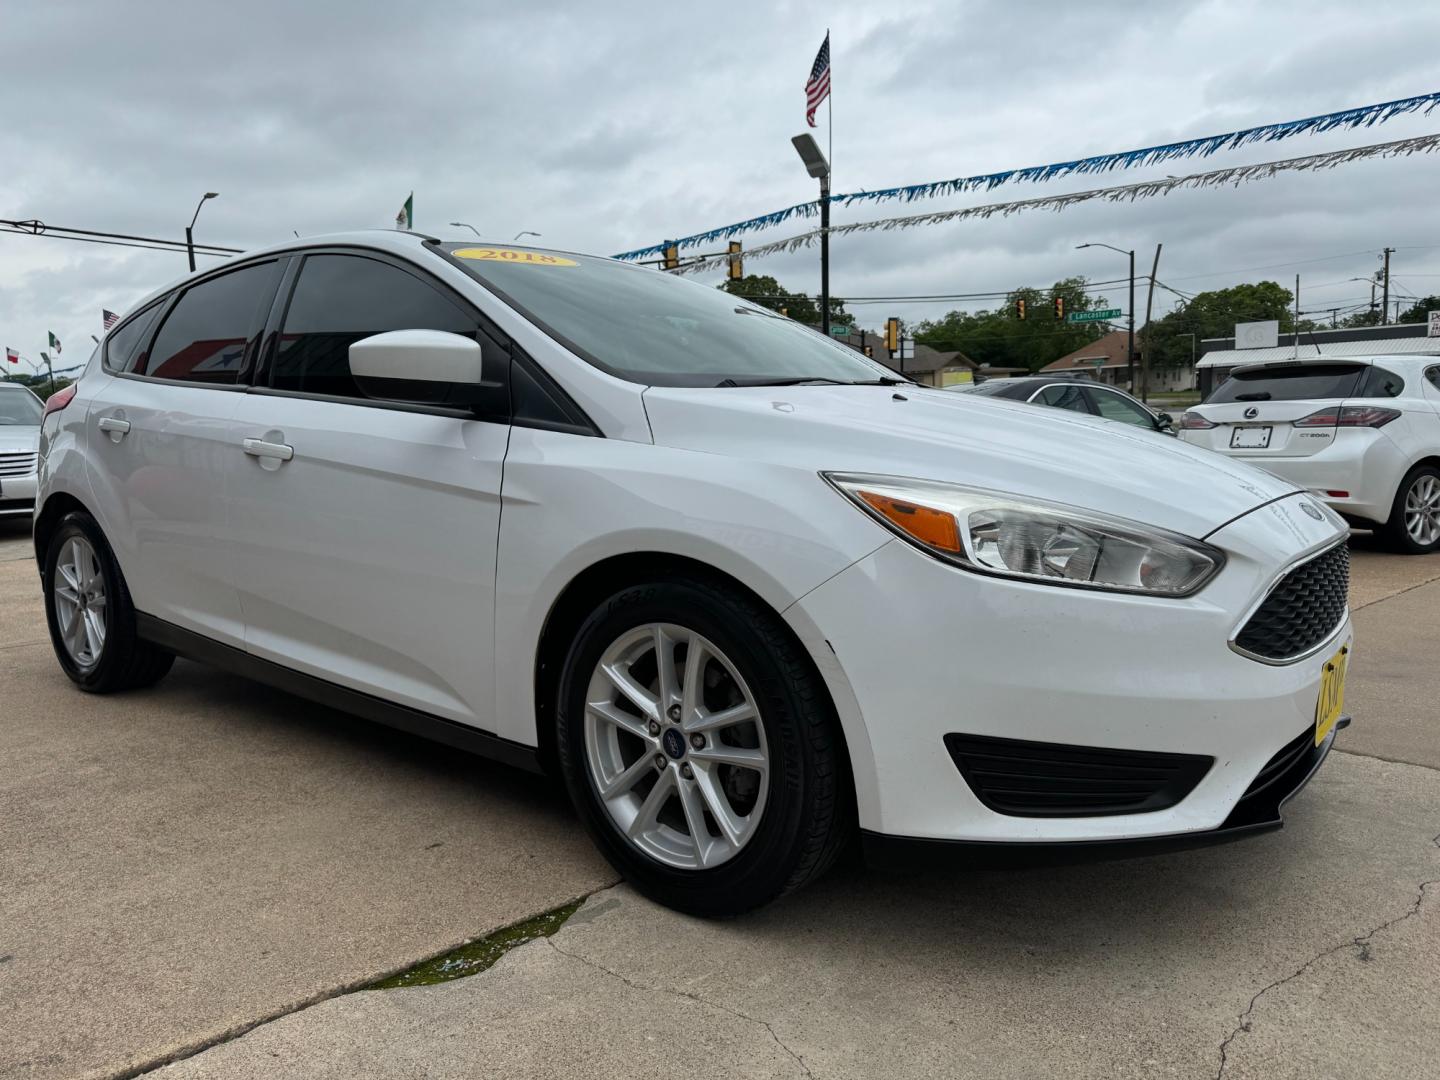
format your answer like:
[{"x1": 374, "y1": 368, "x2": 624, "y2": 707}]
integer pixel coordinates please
[{"x1": 662, "y1": 727, "x2": 686, "y2": 759}]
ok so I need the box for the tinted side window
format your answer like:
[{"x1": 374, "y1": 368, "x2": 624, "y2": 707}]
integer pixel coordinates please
[
  {"x1": 1427, "y1": 367, "x2": 1440, "y2": 390},
  {"x1": 273, "y1": 255, "x2": 477, "y2": 398},
  {"x1": 1358, "y1": 365, "x2": 1404, "y2": 398},
  {"x1": 1089, "y1": 388, "x2": 1156, "y2": 427},
  {"x1": 141, "y1": 263, "x2": 279, "y2": 383},
  {"x1": 1035, "y1": 384, "x2": 1091, "y2": 413},
  {"x1": 1209, "y1": 364, "x2": 1363, "y2": 403},
  {"x1": 103, "y1": 302, "x2": 164, "y2": 374}
]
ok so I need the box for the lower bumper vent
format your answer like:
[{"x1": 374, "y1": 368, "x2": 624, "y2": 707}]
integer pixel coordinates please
[{"x1": 944, "y1": 733, "x2": 1214, "y2": 818}]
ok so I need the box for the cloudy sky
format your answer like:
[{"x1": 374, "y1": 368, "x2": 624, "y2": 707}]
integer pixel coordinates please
[{"x1": 6, "y1": 0, "x2": 1440, "y2": 374}]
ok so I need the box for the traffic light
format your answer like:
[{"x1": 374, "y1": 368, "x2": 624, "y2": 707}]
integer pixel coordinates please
[
  {"x1": 663, "y1": 243, "x2": 680, "y2": 271},
  {"x1": 727, "y1": 241, "x2": 743, "y2": 281},
  {"x1": 885, "y1": 317, "x2": 900, "y2": 353},
  {"x1": 1053, "y1": 296, "x2": 1065, "y2": 320},
  {"x1": 1015, "y1": 298, "x2": 1027, "y2": 320}
]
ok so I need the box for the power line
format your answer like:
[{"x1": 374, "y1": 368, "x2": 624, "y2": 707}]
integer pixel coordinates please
[{"x1": 0, "y1": 218, "x2": 240, "y2": 257}]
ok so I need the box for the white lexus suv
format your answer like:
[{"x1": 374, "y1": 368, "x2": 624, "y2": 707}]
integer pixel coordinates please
[
  {"x1": 35, "y1": 232, "x2": 1353, "y2": 915},
  {"x1": 1179, "y1": 355, "x2": 1440, "y2": 553}
]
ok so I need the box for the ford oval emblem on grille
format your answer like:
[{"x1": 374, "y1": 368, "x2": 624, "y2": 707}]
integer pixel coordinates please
[
  {"x1": 1244, "y1": 406, "x2": 1259, "y2": 419},
  {"x1": 1301, "y1": 501, "x2": 1323, "y2": 521}
]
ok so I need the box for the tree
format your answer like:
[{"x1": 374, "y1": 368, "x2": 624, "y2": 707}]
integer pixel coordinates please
[
  {"x1": 1396, "y1": 296, "x2": 1440, "y2": 324},
  {"x1": 912, "y1": 277, "x2": 1110, "y2": 373},
  {"x1": 720, "y1": 274, "x2": 848, "y2": 325},
  {"x1": 1142, "y1": 280, "x2": 1296, "y2": 371}
]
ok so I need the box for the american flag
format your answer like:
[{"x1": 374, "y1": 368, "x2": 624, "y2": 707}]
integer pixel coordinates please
[
  {"x1": 805, "y1": 33, "x2": 830, "y2": 128},
  {"x1": 102, "y1": 309, "x2": 119, "y2": 331}
]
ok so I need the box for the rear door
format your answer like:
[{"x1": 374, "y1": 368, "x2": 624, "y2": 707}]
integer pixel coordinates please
[
  {"x1": 83, "y1": 261, "x2": 280, "y2": 646},
  {"x1": 1184, "y1": 362, "x2": 1368, "y2": 459},
  {"x1": 1085, "y1": 386, "x2": 1162, "y2": 431},
  {"x1": 223, "y1": 250, "x2": 512, "y2": 727},
  {"x1": 1031, "y1": 382, "x2": 1096, "y2": 415}
]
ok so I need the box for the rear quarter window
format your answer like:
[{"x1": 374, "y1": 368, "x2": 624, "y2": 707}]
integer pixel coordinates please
[
  {"x1": 1209, "y1": 364, "x2": 1364, "y2": 403},
  {"x1": 1357, "y1": 365, "x2": 1404, "y2": 398}
]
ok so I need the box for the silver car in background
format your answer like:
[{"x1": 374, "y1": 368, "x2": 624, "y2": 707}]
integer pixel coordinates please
[{"x1": 0, "y1": 383, "x2": 44, "y2": 519}]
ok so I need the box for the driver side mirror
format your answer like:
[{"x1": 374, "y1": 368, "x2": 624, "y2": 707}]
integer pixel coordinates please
[
  {"x1": 1156, "y1": 411, "x2": 1176, "y2": 435},
  {"x1": 350, "y1": 330, "x2": 488, "y2": 406}
]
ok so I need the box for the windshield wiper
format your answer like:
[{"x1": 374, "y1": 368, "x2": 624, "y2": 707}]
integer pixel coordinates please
[
  {"x1": 1234, "y1": 391, "x2": 1272, "y2": 401},
  {"x1": 714, "y1": 376, "x2": 850, "y2": 387}
]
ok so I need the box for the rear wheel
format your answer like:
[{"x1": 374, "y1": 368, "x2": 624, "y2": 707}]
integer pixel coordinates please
[
  {"x1": 1382, "y1": 465, "x2": 1440, "y2": 554},
  {"x1": 555, "y1": 576, "x2": 851, "y2": 916},
  {"x1": 43, "y1": 511, "x2": 174, "y2": 692}
]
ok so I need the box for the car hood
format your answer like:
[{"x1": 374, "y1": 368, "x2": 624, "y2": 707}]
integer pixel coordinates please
[
  {"x1": 642, "y1": 385, "x2": 1299, "y2": 540},
  {"x1": 0, "y1": 426, "x2": 39, "y2": 454}
]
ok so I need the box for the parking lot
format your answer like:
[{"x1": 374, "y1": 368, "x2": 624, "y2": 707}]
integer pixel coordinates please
[{"x1": 2, "y1": 518, "x2": 1437, "y2": 1080}]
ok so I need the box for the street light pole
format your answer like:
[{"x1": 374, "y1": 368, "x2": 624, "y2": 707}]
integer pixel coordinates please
[
  {"x1": 513, "y1": 230, "x2": 542, "y2": 242},
  {"x1": 186, "y1": 192, "x2": 219, "y2": 272},
  {"x1": 791, "y1": 133, "x2": 833, "y2": 336},
  {"x1": 449, "y1": 222, "x2": 481, "y2": 237},
  {"x1": 1077, "y1": 242, "x2": 1135, "y2": 390}
]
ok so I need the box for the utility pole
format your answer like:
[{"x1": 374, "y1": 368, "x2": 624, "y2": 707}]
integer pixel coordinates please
[
  {"x1": 1140, "y1": 243, "x2": 1162, "y2": 402},
  {"x1": 1381, "y1": 247, "x2": 1394, "y2": 325},
  {"x1": 1293, "y1": 275, "x2": 1301, "y2": 360}
]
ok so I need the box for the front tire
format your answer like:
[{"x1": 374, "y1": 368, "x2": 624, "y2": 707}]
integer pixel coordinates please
[
  {"x1": 1381, "y1": 465, "x2": 1440, "y2": 554},
  {"x1": 43, "y1": 511, "x2": 174, "y2": 692},
  {"x1": 555, "y1": 575, "x2": 851, "y2": 916}
]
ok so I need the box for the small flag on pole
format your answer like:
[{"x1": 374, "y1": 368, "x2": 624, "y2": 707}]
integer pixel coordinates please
[
  {"x1": 5, "y1": 348, "x2": 18, "y2": 365},
  {"x1": 102, "y1": 310, "x2": 119, "y2": 331},
  {"x1": 396, "y1": 192, "x2": 414, "y2": 230},
  {"x1": 48, "y1": 331, "x2": 61, "y2": 355},
  {"x1": 805, "y1": 33, "x2": 831, "y2": 128}
]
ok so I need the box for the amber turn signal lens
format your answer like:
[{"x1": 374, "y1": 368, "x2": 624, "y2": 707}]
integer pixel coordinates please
[{"x1": 858, "y1": 491, "x2": 962, "y2": 553}]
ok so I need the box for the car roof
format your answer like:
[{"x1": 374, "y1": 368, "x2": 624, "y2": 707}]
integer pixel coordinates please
[{"x1": 117, "y1": 230, "x2": 600, "y2": 326}]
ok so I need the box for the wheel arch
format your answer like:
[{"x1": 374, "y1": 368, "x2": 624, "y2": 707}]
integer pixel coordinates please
[
  {"x1": 530, "y1": 552, "x2": 859, "y2": 809},
  {"x1": 33, "y1": 491, "x2": 92, "y2": 574}
]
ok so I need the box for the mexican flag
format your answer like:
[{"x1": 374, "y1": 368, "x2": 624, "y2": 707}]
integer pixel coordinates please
[
  {"x1": 5, "y1": 348, "x2": 18, "y2": 365},
  {"x1": 395, "y1": 192, "x2": 413, "y2": 230},
  {"x1": 48, "y1": 331, "x2": 61, "y2": 355}
]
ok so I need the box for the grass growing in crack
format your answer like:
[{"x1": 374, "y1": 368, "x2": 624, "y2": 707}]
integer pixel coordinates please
[{"x1": 367, "y1": 901, "x2": 581, "y2": 990}]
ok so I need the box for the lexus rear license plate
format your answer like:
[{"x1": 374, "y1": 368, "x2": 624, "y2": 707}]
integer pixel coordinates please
[{"x1": 1230, "y1": 426, "x2": 1272, "y2": 449}]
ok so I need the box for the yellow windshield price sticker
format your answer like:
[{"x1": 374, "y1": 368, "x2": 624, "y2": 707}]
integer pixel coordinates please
[{"x1": 452, "y1": 247, "x2": 577, "y2": 267}]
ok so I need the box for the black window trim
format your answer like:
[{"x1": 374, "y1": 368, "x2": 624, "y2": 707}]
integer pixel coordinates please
[
  {"x1": 258, "y1": 243, "x2": 599, "y2": 436},
  {"x1": 111, "y1": 254, "x2": 286, "y2": 391}
]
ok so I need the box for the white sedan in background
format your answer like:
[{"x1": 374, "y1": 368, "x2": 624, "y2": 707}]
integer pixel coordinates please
[
  {"x1": 35, "y1": 232, "x2": 1352, "y2": 915},
  {"x1": 0, "y1": 382, "x2": 43, "y2": 519},
  {"x1": 1180, "y1": 355, "x2": 1440, "y2": 553}
]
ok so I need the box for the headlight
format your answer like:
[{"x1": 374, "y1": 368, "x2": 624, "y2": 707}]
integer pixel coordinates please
[{"x1": 825, "y1": 473, "x2": 1224, "y2": 597}]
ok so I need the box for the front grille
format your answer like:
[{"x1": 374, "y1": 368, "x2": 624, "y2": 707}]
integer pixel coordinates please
[
  {"x1": 944, "y1": 733, "x2": 1213, "y2": 817},
  {"x1": 0, "y1": 451, "x2": 38, "y2": 477},
  {"x1": 1234, "y1": 542, "x2": 1349, "y2": 662}
]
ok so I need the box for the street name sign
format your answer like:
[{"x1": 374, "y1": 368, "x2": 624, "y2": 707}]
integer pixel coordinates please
[{"x1": 1067, "y1": 309, "x2": 1123, "y2": 324}]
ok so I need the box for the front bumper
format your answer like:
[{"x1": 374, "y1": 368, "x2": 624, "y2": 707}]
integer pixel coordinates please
[
  {"x1": 786, "y1": 491, "x2": 1351, "y2": 845},
  {"x1": 862, "y1": 716, "x2": 1346, "y2": 869},
  {"x1": 0, "y1": 472, "x2": 37, "y2": 517}
]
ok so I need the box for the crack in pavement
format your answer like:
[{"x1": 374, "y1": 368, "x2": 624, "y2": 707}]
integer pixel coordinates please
[
  {"x1": 1214, "y1": 832, "x2": 1440, "y2": 1079},
  {"x1": 546, "y1": 937, "x2": 815, "y2": 1078}
]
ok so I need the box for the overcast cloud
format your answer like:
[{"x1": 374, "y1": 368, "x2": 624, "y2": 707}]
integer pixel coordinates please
[{"x1": 5, "y1": 0, "x2": 1440, "y2": 371}]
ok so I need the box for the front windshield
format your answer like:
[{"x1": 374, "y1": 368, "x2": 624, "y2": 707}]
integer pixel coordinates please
[
  {"x1": 0, "y1": 388, "x2": 42, "y2": 425},
  {"x1": 437, "y1": 243, "x2": 899, "y2": 388}
]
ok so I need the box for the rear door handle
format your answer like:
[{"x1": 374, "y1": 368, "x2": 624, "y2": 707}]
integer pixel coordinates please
[
  {"x1": 97, "y1": 417, "x2": 130, "y2": 441},
  {"x1": 242, "y1": 438, "x2": 294, "y2": 462}
]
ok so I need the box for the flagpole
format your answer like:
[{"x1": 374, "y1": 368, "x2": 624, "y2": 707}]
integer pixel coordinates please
[{"x1": 826, "y1": 28, "x2": 832, "y2": 185}]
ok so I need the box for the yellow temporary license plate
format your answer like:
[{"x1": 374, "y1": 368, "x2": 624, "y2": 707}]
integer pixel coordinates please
[{"x1": 1314, "y1": 644, "x2": 1349, "y2": 747}]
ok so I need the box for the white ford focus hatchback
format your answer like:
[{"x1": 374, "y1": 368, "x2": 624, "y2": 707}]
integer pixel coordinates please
[
  {"x1": 35, "y1": 232, "x2": 1353, "y2": 915},
  {"x1": 1178, "y1": 355, "x2": 1440, "y2": 553}
]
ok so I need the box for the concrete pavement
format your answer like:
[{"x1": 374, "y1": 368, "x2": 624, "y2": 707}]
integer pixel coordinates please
[{"x1": 2, "y1": 514, "x2": 1437, "y2": 1079}]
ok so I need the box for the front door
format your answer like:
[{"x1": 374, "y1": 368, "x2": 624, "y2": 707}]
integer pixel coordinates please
[{"x1": 224, "y1": 252, "x2": 510, "y2": 729}]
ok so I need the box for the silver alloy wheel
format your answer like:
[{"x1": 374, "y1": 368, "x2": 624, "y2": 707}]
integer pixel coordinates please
[
  {"x1": 53, "y1": 536, "x2": 107, "y2": 670},
  {"x1": 583, "y1": 622, "x2": 770, "y2": 870},
  {"x1": 1404, "y1": 474, "x2": 1440, "y2": 546}
]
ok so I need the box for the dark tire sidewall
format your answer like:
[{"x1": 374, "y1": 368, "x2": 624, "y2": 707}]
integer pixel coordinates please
[{"x1": 555, "y1": 579, "x2": 824, "y2": 915}]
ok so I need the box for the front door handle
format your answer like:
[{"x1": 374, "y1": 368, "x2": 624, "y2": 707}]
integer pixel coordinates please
[{"x1": 242, "y1": 438, "x2": 294, "y2": 462}]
